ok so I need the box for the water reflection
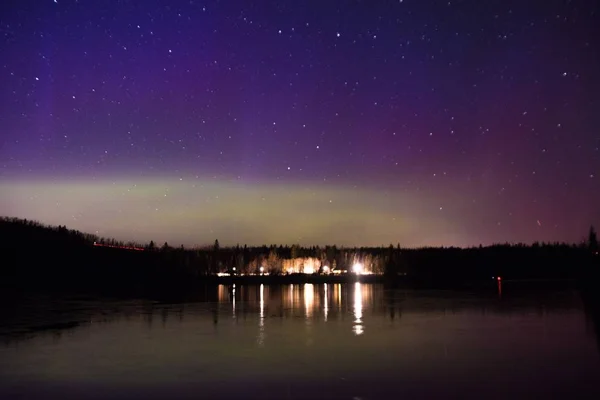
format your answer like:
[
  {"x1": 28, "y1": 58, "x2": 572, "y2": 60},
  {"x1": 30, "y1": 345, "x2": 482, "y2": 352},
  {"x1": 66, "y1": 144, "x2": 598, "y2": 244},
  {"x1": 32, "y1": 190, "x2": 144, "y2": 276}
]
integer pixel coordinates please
[
  {"x1": 259, "y1": 284, "x2": 265, "y2": 323},
  {"x1": 258, "y1": 284, "x2": 265, "y2": 346},
  {"x1": 304, "y1": 283, "x2": 315, "y2": 319},
  {"x1": 218, "y1": 283, "x2": 374, "y2": 337},
  {"x1": 232, "y1": 284, "x2": 236, "y2": 317},
  {"x1": 498, "y1": 277, "x2": 503, "y2": 298},
  {"x1": 581, "y1": 292, "x2": 600, "y2": 353},
  {"x1": 353, "y1": 282, "x2": 364, "y2": 335},
  {"x1": 3, "y1": 286, "x2": 592, "y2": 347},
  {"x1": 289, "y1": 284, "x2": 295, "y2": 308},
  {"x1": 323, "y1": 283, "x2": 329, "y2": 322},
  {"x1": 2, "y1": 285, "x2": 600, "y2": 400}
]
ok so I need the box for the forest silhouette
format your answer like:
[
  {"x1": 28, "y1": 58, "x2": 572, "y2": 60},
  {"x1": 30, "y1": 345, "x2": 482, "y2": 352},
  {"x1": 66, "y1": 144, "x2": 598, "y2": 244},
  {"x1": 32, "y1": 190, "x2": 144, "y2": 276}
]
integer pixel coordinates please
[{"x1": 1, "y1": 216, "x2": 598, "y2": 298}]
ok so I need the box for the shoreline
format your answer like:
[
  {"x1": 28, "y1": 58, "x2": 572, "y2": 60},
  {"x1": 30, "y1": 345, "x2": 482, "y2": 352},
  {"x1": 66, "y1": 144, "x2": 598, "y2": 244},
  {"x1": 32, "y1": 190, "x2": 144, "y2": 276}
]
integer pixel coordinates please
[
  {"x1": 206, "y1": 274, "x2": 579, "y2": 289},
  {"x1": 212, "y1": 273, "x2": 384, "y2": 285}
]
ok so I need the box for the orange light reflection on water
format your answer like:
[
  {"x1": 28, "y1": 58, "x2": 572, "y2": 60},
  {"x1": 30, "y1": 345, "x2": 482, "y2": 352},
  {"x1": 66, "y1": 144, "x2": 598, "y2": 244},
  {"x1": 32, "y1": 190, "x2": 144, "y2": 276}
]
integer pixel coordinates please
[{"x1": 304, "y1": 284, "x2": 315, "y2": 319}]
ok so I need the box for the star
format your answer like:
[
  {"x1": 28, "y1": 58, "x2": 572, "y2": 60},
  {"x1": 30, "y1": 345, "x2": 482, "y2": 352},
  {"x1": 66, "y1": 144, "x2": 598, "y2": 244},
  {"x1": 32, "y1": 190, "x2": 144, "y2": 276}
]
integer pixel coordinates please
[{"x1": 0, "y1": 0, "x2": 596, "y2": 248}]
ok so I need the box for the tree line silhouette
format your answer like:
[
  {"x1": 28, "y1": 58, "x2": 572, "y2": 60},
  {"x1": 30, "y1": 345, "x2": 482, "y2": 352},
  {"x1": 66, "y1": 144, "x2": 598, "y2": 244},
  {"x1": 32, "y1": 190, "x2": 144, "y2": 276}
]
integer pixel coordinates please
[{"x1": 1, "y1": 216, "x2": 598, "y2": 297}]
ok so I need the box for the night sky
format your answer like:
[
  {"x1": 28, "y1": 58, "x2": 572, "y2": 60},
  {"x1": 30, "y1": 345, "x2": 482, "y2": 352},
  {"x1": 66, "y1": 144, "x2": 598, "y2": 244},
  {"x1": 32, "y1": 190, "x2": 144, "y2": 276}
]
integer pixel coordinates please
[{"x1": 1, "y1": 0, "x2": 599, "y2": 247}]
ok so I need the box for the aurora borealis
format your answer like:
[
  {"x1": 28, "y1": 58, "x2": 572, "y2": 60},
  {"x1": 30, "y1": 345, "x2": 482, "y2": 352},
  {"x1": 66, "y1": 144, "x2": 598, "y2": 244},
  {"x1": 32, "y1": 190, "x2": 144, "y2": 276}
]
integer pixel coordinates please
[{"x1": 1, "y1": 0, "x2": 599, "y2": 247}]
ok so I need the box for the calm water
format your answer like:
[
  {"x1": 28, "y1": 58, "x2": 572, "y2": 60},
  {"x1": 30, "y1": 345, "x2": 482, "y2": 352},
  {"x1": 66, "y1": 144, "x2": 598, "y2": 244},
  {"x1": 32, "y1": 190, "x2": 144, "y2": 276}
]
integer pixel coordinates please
[{"x1": 1, "y1": 283, "x2": 600, "y2": 399}]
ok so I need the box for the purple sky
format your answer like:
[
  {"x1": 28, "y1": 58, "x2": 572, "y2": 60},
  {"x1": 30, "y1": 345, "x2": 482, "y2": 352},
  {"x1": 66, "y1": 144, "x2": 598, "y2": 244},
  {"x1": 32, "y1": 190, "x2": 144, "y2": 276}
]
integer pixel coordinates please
[{"x1": 1, "y1": 0, "x2": 599, "y2": 247}]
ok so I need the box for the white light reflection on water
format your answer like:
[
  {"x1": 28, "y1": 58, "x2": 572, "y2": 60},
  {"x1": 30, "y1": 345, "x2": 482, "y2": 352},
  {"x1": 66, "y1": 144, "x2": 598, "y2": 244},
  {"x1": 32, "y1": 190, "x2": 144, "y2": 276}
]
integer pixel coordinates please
[
  {"x1": 259, "y1": 284, "x2": 265, "y2": 323},
  {"x1": 324, "y1": 283, "x2": 328, "y2": 322},
  {"x1": 353, "y1": 282, "x2": 364, "y2": 335},
  {"x1": 258, "y1": 284, "x2": 265, "y2": 346},
  {"x1": 232, "y1": 284, "x2": 236, "y2": 317}
]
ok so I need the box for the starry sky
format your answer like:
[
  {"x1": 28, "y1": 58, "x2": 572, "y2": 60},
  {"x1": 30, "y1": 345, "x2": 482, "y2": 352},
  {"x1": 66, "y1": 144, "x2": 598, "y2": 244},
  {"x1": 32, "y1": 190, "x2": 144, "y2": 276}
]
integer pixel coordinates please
[{"x1": 1, "y1": 0, "x2": 599, "y2": 248}]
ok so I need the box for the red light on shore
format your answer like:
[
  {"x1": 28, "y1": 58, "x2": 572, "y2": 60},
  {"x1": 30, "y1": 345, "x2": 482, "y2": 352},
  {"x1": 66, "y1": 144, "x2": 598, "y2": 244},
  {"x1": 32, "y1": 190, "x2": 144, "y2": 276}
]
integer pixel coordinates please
[{"x1": 497, "y1": 276, "x2": 502, "y2": 281}]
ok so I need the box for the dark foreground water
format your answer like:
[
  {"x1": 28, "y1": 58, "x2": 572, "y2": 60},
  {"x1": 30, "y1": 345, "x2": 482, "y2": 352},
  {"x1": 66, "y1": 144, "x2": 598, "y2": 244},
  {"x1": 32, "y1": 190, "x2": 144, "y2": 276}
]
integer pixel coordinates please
[{"x1": 1, "y1": 283, "x2": 600, "y2": 399}]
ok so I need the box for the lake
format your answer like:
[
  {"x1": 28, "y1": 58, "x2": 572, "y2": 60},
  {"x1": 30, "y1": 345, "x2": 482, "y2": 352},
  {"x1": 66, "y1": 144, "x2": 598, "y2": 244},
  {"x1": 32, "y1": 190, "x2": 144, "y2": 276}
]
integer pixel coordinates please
[{"x1": 1, "y1": 283, "x2": 600, "y2": 399}]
